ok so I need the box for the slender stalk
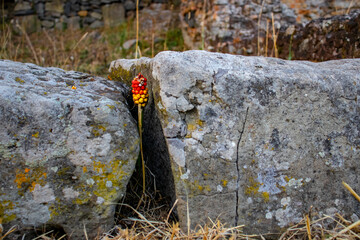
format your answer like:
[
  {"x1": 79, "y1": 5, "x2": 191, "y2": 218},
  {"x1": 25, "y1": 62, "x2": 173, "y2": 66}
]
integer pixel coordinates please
[
  {"x1": 271, "y1": 13, "x2": 278, "y2": 58},
  {"x1": 346, "y1": 0, "x2": 354, "y2": 14},
  {"x1": 135, "y1": 0, "x2": 139, "y2": 59},
  {"x1": 201, "y1": 0, "x2": 207, "y2": 50},
  {"x1": 265, "y1": 19, "x2": 269, "y2": 57},
  {"x1": 17, "y1": 23, "x2": 40, "y2": 65},
  {"x1": 138, "y1": 104, "x2": 145, "y2": 195},
  {"x1": 342, "y1": 181, "x2": 360, "y2": 202},
  {"x1": 257, "y1": 0, "x2": 264, "y2": 56},
  {"x1": 151, "y1": 32, "x2": 154, "y2": 58},
  {"x1": 305, "y1": 214, "x2": 312, "y2": 240}
]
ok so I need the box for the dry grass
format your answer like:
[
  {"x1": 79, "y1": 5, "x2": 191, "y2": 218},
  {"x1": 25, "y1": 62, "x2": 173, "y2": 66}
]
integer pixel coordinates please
[
  {"x1": 98, "y1": 179, "x2": 360, "y2": 240},
  {"x1": 97, "y1": 177, "x2": 360, "y2": 240},
  {"x1": 102, "y1": 179, "x2": 360, "y2": 240},
  {"x1": 0, "y1": 21, "x2": 186, "y2": 77},
  {"x1": 95, "y1": 180, "x2": 360, "y2": 240}
]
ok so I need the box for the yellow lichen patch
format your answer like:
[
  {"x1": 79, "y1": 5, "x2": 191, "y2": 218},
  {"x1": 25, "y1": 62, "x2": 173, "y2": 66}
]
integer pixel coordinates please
[
  {"x1": 262, "y1": 192, "x2": 270, "y2": 202},
  {"x1": 74, "y1": 196, "x2": 90, "y2": 205},
  {"x1": 91, "y1": 159, "x2": 127, "y2": 202},
  {"x1": 187, "y1": 124, "x2": 197, "y2": 131},
  {"x1": 49, "y1": 204, "x2": 59, "y2": 218},
  {"x1": 91, "y1": 125, "x2": 107, "y2": 137},
  {"x1": 0, "y1": 200, "x2": 16, "y2": 223},
  {"x1": 83, "y1": 166, "x2": 87, "y2": 173},
  {"x1": 196, "y1": 119, "x2": 204, "y2": 127},
  {"x1": 32, "y1": 132, "x2": 39, "y2": 138},
  {"x1": 106, "y1": 104, "x2": 115, "y2": 110},
  {"x1": 49, "y1": 198, "x2": 72, "y2": 219},
  {"x1": 222, "y1": 179, "x2": 228, "y2": 187},
  {"x1": 183, "y1": 180, "x2": 211, "y2": 196},
  {"x1": 245, "y1": 177, "x2": 261, "y2": 196},
  {"x1": 15, "y1": 77, "x2": 25, "y2": 84}
]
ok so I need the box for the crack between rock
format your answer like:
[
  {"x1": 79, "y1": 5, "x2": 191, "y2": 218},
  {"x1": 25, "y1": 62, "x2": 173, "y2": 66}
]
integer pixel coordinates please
[{"x1": 235, "y1": 106, "x2": 249, "y2": 226}]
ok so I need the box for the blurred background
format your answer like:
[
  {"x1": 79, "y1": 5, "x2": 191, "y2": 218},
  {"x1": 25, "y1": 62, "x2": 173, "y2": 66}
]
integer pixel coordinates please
[{"x1": 0, "y1": 0, "x2": 359, "y2": 77}]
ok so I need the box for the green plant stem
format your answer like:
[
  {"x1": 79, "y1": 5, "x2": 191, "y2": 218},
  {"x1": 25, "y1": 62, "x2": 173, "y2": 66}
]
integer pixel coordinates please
[{"x1": 138, "y1": 104, "x2": 145, "y2": 195}]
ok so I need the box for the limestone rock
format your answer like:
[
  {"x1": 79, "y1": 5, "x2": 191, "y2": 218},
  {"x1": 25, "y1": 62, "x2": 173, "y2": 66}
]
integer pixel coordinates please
[
  {"x1": 110, "y1": 51, "x2": 360, "y2": 235},
  {"x1": 0, "y1": 60, "x2": 139, "y2": 239}
]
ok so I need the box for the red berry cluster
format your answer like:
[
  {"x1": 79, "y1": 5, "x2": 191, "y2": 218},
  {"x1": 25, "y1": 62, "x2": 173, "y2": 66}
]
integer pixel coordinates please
[{"x1": 132, "y1": 73, "x2": 149, "y2": 107}]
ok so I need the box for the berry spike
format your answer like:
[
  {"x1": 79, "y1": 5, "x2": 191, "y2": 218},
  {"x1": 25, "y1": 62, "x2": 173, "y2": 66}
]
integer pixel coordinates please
[{"x1": 132, "y1": 73, "x2": 148, "y2": 108}]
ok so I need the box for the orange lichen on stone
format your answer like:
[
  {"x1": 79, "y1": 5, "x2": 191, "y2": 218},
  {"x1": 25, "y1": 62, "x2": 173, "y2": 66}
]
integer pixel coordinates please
[
  {"x1": 32, "y1": 132, "x2": 39, "y2": 138},
  {"x1": 14, "y1": 168, "x2": 48, "y2": 192},
  {"x1": 14, "y1": 172, "x2": 28, "y2": 189}
]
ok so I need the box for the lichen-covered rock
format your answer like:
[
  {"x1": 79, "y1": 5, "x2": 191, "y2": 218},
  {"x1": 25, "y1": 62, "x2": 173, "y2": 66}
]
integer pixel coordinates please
[
  {"x1": 0, "y1": 60, "x2": 139, "y2": 239},
  {"x1": 110, "y1": 51, "x2": 360, "y2": 235}
]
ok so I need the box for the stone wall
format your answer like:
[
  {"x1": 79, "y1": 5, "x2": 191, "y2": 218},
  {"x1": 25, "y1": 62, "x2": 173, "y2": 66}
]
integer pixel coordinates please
[
  {"x1": 4, "y1": 0, "x2": 175, "y2": 33},
  {"x1": 180, "y1": 0, "x2": 360, "y2": 59}
]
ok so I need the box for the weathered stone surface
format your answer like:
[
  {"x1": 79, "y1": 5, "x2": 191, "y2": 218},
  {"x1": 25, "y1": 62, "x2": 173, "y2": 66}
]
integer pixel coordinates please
[
  {"x1": 101, "y1": 3, "x2": 125, "y2": 28},
  {"x1": 110, "y1": 51, "x2": 360, "y2": 235},
  {"x1": 0, "y1": 60, "x2": 139, "y2": 238}
]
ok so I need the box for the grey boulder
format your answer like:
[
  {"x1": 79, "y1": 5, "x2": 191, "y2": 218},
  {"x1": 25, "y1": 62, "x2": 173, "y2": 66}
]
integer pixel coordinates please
[
  {"x1": 110, "y1": 51, "x2": 360, "y2": 235},
  {"x1": 0, "y1": 60, "x2": 139, "y2": 238}
]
